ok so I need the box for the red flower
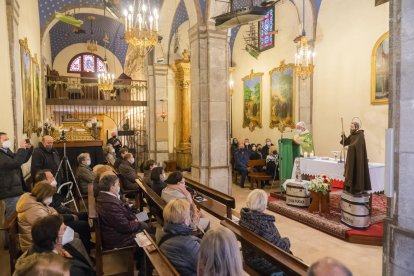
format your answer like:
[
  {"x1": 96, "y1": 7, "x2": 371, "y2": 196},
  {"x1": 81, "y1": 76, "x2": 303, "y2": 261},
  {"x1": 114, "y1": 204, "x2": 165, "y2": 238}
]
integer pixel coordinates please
[
  {"x1": 322, "y1": 175, "x2": 326, "y2": 179},
  {"x1": 324, "y1": 179, "x2": 328, "y2": 183}
]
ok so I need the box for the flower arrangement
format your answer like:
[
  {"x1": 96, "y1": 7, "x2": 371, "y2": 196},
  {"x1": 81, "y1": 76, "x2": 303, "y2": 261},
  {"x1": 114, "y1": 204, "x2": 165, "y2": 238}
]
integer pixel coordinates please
[{"x1": 308, "y1": 174, "x2": 331, "y2": 195}]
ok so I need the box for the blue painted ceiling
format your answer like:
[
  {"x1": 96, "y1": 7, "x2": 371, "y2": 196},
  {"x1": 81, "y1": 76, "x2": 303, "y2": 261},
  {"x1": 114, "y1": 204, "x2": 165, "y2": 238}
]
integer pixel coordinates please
[{"x1": 169, "y1": 0, "x2": 189, "y2": 47}]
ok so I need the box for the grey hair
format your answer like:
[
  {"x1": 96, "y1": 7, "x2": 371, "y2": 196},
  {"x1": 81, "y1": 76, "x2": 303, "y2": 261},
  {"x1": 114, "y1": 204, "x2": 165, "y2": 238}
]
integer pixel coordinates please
[
  {"x1": 296, "y1": 121, "x2": 306, "y2": 129},
  {"x1": 246, "y1": 189, "x2": 268, "y2": 212},
  {"x1": 307, "y1": 257, "x2": 352, "y2": 276},
  {"x1": 77, "y1": 152, "x2": 90, "y2": 164},
  {"x1": 198, "y1": 227, "x2": 243, "y2": 276}
]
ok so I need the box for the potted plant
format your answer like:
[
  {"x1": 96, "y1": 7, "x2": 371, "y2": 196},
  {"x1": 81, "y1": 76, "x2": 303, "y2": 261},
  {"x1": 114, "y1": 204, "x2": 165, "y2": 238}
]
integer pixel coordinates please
[{"x1": 308, "y1": 174, "x2": 331, "y2": 214}]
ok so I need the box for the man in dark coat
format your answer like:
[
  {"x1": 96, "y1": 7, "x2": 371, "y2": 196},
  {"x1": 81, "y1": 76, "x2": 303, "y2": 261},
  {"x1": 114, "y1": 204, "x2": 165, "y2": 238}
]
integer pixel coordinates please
[
  {"x1": 96, "y1": 174, "x2": 148, "y2": 249},
  {"x1": 234, "y1": 142, "x2": 251, "y2": 188},
  {"x1": 107, "y1": 131, "x2": 122, "y2": 157},
  {"x1": 0, "y1": 132, "x2": 33, "y2": 221},
  {"x1": 31, "y1": 135, "x2": 61, "y2": 182},
  {"x1": 118, "y1": 153, "x2": 139, "y2": 191},
  {"x1": 261, "y1": 138, "x2": 274, "y2": 158},
  {"x1": 340, "y1": 122, "x2": 371, "y2": 194}
]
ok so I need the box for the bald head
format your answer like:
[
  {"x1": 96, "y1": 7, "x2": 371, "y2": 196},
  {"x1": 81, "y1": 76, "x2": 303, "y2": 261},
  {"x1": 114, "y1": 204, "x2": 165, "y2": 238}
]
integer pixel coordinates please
[{"x1": 307, "y1": 257, "x2": 352, "y2": 276}]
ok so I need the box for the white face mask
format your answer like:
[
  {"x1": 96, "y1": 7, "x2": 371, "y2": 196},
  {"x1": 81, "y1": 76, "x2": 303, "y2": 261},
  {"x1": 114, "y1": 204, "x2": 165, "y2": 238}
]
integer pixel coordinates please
[
  {"x1": 129, "y1": 158, "x2": 135, "y2": 164},
  {"x1": 86, "y1": 160, "x2": 91, "y2": 166},
  {"x1": 295, "y1": 129, "x2": 302, "y2": 134},
  {"x1": 266, "y1": 141, "x2": 271, "y2": 146},
  {"x1": 51, "y1": 180, "x2": 57, "y2": 187},
  {"x1": 62, "y1": 226, "x2": 74, "y2": 245},
  {"x1": 43, "y1": 196, "x2": 53, "y2": 206},
  {"x1": 111, "y1": 148, "x2": 115, "y2": 153},
  {"x1": 1, "y1": 140, "x2": 11, "y2": 149},
  {"x1": 252, "y1": 146, "x2": 257, "y2": 151}
]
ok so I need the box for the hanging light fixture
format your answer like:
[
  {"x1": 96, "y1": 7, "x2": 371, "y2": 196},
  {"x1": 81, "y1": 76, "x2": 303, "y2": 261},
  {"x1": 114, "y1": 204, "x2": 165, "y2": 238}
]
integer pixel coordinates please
[
  {"x1": 123, "y1": 0, "x2": 159, "y2": 60},
  {"x1": 86, "y1": 16, "x2": 98, "y2": 52},
  {"x1": 294, "y1": 0, "x2": 315, "y2": 80}
]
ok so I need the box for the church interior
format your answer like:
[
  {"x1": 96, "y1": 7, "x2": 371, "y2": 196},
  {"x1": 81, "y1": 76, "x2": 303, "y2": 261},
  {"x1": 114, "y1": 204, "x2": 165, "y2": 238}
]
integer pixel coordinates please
[{"x1": 0, "y1": 0, "x2": 413, "y2": 275}]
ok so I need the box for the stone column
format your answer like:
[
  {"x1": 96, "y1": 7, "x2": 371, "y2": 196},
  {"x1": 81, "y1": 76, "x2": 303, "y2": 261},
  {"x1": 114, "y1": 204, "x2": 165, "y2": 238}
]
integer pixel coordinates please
[
  {"x1": 383, "y1": 1, "x2": 414, "y2": 275},
  {"x1": 172, "y1": 50, "x2": 192, "y2": 169},
  {"x1": 189, "y1": 23, "x2": 231, "y2": 195}
]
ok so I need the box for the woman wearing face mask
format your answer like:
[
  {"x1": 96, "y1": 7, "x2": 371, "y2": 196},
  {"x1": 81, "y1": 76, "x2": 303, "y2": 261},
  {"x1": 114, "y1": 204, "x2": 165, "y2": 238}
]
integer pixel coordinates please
[
  {"x1": 16, "y1": 181, "x2": 59, "y2": 252},
  {"x1": 118, "y1": 153, "x2": 140, "y2": 190},
  {"x1": 104, "y1": 144, "x2": 116, "y2": 166},
  {"x1": 75, "y1": 153, "x2": 96, "y2": 196},
  {"x1": 249, "y1": 144, "x2": 263, "y2": 160},
  {"x1": 150, "y1": 166, "x2": 167, "y2": 196},
  {"x1": 14, "y1": 215, "x2": 94, "y2": 276}
]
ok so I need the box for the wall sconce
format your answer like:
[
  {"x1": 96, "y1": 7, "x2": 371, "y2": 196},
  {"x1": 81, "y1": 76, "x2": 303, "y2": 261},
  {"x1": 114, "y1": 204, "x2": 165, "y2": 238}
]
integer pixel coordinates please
[
  {"x1": 229, "y1": 66, "x2": 236, "y2": 96},
  {"x1": 160, "y1": 99, "x2": 167, "y2": 121}
]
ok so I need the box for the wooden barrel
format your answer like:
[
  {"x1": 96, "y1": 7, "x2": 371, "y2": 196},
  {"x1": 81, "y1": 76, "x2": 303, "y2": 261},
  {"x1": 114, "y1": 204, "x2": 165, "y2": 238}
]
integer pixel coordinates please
[
  {"x1": 285, "y1": 181, "x2": 310, "y2": 207},
  {"x1": 340, "y1": 191, "x2": 370, "y2": 229}
]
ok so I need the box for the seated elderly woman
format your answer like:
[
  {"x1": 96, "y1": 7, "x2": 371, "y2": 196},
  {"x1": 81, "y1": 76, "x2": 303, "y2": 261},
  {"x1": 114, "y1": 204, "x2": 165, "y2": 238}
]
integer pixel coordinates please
[
  {"x1": 162, "y1": 172, "x2": 209, "y2": 231},
  {"x1": 142, "y1": 159, "x2": 156, "y2": 186},
  {"x1": 14, "y1": 215, "x2": 94, "y2": 276},
  {"x1": 96, "y1": 174, "x2": 149, "y2": 249},
  {"x1": 76, "y1": 153, "x2": 96, "y2": 195},
  {"x1": 197, "y1": 226, "x2": 243, "y2": 276},
  {"x1": 118, "y1": 153, "x2": 140, "y2": 190},
  {"x1": 239, "y1": 189, "x2": 291, "y2": 275},
  {"x1": 104, "y1": 144, "x2": 116, "y2": 166},
  {"x1": 92, "y1": 164, "x2": 115, "y2": 197},
  {"x1": 158, "y1": 199, "x2": 201, "y2": 276},
  {"x1": 150, "y1": 166, "x2": 166, "y2": 196}
]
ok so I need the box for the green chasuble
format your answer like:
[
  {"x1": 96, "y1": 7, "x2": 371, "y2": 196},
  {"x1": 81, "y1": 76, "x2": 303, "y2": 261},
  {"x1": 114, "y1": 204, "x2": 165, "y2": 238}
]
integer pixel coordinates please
[{"x1": 294, "y1": 132, "x2": 314, "y2": 154}]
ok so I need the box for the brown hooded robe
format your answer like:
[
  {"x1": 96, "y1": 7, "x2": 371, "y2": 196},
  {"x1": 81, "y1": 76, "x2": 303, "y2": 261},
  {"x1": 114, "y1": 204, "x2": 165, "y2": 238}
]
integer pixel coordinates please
[{"x1": 340, "y1": 130, "x2": 372, "y2": 193}]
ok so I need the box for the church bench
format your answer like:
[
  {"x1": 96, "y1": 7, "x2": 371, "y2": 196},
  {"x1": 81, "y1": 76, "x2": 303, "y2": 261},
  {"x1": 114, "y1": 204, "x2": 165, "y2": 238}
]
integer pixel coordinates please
[
  {"x1": 247, "y1": 159, "x2": 274, "y2": 190},
  {"x1": 136, "y1": 179, "x2": 166, "y2": 225},
  {"x1": 184, "y1": 177, "x2": 237, "y2": 220},
  {"x1": 220, "y1": 218, "x2": 309, "y2": 276},
  {"x1": 0, "y1": 212, "x2": 21, "y2": 275},
  {"x1": 142, "y1": 230, "x2": 180, "y2": 276}
]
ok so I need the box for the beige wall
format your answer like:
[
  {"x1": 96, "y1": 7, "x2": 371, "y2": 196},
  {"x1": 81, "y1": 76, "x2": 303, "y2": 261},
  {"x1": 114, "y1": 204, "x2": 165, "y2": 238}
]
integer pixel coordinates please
[
  {"x1": 313, "y1": 0, "x2": 389, "y2": 163},
  {"x1": 231, "y1": 1, "x2": 299, "y2": 144},
  {"x1": 42, "y1": 32, "x2": 52, "y2": 67},
  {"x1": 53, "y1": 43, "x2": 123, "y2": 78}
]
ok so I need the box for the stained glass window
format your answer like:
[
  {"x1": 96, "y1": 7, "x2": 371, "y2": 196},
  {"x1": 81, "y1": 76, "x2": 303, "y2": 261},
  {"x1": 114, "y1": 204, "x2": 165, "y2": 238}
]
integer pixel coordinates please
[
  {"x1": 67, "y1": 53, "x2": 106, "y2": 73},
  {"x1": 259, "y1": 7, "x2": 275, "y2": 51}
]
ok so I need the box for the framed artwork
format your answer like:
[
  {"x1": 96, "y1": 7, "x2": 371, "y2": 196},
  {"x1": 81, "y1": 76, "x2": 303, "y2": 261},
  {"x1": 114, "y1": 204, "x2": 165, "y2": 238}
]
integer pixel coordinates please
[
  {"x1": 371, "y1": 32, "x2": 389, "y2": 105},
  {"x1": 269, "y1": 60, "x2": 295, "y2": 129},
  {"x1": 32, "y1": 54, "x2": 42, "y2": 134},
  {"x1": 19, "y1": 38, "x2": 33, "y2": 136},
  {"x1": 242, "y1": 70, "x2": 263, "y2": 131}
]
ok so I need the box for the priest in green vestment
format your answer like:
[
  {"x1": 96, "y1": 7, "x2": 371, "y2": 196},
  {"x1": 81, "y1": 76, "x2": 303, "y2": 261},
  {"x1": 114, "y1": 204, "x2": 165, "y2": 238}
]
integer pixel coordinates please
[{"x1": 293, "y1": 121, "x2": 314, "y2": 155}]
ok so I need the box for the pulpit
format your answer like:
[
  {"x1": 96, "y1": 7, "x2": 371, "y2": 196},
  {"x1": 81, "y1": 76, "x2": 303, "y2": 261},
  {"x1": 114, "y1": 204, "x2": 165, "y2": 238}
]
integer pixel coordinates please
[{"x1": 278, "y1": 138, "x2": 300, "y2": 184}]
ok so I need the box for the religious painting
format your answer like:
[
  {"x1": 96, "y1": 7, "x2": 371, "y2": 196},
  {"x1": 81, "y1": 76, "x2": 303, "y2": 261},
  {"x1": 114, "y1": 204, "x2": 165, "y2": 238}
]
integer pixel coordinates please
[
  {"x1": 371, "y1": 32, "x2": 389, "y2": 105},
  {"x1": 32, "y1": 55, "x2": 42, "y2": 135},
  {"x1": 269, "y1": 60, "x2": 295, "y2": 129},
  {"x1": 19, "y1": 38, "x2": 33, "y2": 136},
  {"x1": 242, "y1": 70, "x2": 263, "y2": 131}
]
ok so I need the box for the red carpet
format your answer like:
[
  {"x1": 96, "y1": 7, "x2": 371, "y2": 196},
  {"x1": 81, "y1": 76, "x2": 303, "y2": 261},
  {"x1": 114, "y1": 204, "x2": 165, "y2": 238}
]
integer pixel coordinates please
[{"x1": 267, "y1": 192, "x2": 386, "y2": 245}]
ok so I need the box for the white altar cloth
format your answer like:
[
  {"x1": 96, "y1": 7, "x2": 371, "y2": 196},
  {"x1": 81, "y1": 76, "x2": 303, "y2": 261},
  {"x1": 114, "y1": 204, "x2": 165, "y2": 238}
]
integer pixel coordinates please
[{"x1": 291, "y1": 157, "x2": 385, "y2": 193}]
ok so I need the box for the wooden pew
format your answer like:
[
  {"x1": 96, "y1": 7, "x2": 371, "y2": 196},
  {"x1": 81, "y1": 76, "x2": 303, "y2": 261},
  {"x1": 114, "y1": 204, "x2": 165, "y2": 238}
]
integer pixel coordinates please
[
  {"x1": 184, "y1": 177, "x2": 236, "y2": 220},
  {"x1": 221, "y1": 218, "x2": 309, "y2": 276},
  {"x1": 142, "y1": 230, "x2": 180, "y2": 276},
  {"x1": 247, "y1": 159, "x2": 274, "y2": 190},
  {"x1": 136, "y1": 179, "x2": 167, "y2": 225},
  {"x1": 0, "y1": 212, "x2": 21, "y2": 275}
]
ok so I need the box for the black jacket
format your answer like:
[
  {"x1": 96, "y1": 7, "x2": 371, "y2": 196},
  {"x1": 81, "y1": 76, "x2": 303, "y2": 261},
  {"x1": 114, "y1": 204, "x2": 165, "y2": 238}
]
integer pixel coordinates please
[
  {"x1": 31, "y1": 144, "x2": 60, "y2": 180},
  {"x1": 0, "y1": 147, "x2": 32, "y2": 199},
  {"x1": 118, "y1": 160, "x2": 139, "y2": 190}
]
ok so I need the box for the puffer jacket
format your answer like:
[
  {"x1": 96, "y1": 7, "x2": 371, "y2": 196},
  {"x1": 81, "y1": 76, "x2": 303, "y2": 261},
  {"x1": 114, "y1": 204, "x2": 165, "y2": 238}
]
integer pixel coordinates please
[
  {"x1": 76, "y1": 164, "x2": 95, "y2": 195},
  {"x1": 239, "y1": 208, "x2": 291, "y2": 275},
  {"x1": 96, "y1": 192, "x2": 147, "y2": 249},
  {"x1": 158, "y1": 223, "x2": 200, "y2": 276},
  {"x1": 16, "y1": 193, "x2": 58, "y2": 252},
  {"x1": 0, "y1": 147, "x2": 32, "y2": 199}
]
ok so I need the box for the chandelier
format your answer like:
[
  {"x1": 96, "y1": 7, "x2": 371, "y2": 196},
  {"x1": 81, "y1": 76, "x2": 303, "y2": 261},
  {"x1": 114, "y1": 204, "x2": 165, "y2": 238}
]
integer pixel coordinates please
[
  {"x1": 86, "y1": 16, "x2": 98, "y2": 52},
  {"x1": 98, "y1": 72, "x2": 115, "y2": 91},
  {"x1": 123, "y1": 0, "x2": 159, "y2": 59},
  {"x1": 294, "y1": 0, "x2": 315, "y2": 80}
]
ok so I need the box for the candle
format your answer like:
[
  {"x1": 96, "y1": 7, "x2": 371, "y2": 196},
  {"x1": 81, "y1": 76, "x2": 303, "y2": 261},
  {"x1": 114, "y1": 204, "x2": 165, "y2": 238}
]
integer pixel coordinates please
[
  {"x1": 304, "y1": 152, "x2": 308, "y2": 158},
  {"x1": 310, "y1": 151, "x2": 314, "y2": 158}
]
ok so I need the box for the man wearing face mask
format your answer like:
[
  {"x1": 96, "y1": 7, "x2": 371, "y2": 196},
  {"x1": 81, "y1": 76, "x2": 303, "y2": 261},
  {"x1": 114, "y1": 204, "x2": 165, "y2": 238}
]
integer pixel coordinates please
[
  {"x1": 0, "y1": 132, "x2": 33, "y2": 226},
  {"x1": 75, "y1": 153, "x2": 96, "y2": 196},
  {"x1": 244, "y1": 138, "x2": 253, "y2": 151},
  {"x1": 340, "y1": 121, "x2": 371, "y2": 194},
  {"x1": 293, "y1": 121, "x2": 314, "y2": 155},
  {"x1": 234, "y1": 141, "x2": 251, "y2": 188},
  {"x1": 31, "y1": 135, "x2": 61, "y2": 184},
  {"x1": 261, "y1": 138, "x2": 274, "y2": 158},
  {"x1": 118, "y1": 153, "x2": 140, "y2": 190},
  {"x1": 107, "y1": 131, "x2": 122, "y2": 157}
]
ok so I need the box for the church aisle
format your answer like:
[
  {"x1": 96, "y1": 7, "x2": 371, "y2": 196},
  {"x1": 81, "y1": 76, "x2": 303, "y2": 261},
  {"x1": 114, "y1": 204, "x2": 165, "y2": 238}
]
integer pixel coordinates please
[{"x1": 231, "y1": 183, "x2": 382, "y2": 276}]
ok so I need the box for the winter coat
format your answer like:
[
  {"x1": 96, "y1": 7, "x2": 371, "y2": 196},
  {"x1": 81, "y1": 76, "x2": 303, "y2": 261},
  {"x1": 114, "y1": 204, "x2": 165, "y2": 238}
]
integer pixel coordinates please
[
  {"x1": 151, "y1": 179, "x2": 166, "y2": 196},
  {"x1": 0, "y1": 147, "x2": 32, "y2": 199},
  {"x1": 143, "y1": 170, "x2": 152, "y2": 187},
  {"x1": 118, "y1": 160, "x2": 139, "y2": 190},
  {"x1": 158, "y1": 223, "x2": 200, "y2": 276},
  {"x1": 76, "y1": 164, "x2": 95, "y2": 195},
  {"x1": 239, "y1": 208, "x2": 291, "y2": 275},
  {"x1": 234, "y1": 148, "x2": 250, "y2": 170},
  {"x1": 16, "y1": 193, "x2": 58, "y2": 252},
  {"x1": 96, "y1": 192, "x2": 147, "y2": 249},
  {"x1": 30, "y1": 144, "x2": 60, "y2": 180}
]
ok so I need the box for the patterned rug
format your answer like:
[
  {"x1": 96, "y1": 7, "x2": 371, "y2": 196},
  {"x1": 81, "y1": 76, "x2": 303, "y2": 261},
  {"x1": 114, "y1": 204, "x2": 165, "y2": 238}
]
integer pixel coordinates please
[{"x1": 267, "y1": 192, "x2": 387, "y2": 239}]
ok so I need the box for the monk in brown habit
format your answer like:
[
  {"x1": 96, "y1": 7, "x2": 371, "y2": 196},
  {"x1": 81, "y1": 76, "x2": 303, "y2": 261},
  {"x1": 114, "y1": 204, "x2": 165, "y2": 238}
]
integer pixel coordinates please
[{"x1": 340, "y1": 122, "x2": 371, "y2": 194}]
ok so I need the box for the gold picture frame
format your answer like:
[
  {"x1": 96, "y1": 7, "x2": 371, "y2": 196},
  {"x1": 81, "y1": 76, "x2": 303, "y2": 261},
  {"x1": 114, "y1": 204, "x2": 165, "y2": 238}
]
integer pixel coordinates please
[
  {"x1": 19, "y1": 38, "x2": 33, "y2": 136},
  {"x1": 371, "y1": 32, "x2": 389, "y2": 105},
  {"x1": 269, "y1": 60, "x2": 296, "y2": 129},
  {"x1": 32, "y1": 54, "x2": 42, "y2": 135},
  {"x1": 242, "y1": 70, "x2": 263, "y2": 131}
]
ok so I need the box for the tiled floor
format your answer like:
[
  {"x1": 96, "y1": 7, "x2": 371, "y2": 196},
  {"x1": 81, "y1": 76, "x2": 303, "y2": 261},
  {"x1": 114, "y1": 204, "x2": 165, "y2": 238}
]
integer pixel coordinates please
[{"x1": 0, "y1": 182, "x2": 382, "y2": 276}]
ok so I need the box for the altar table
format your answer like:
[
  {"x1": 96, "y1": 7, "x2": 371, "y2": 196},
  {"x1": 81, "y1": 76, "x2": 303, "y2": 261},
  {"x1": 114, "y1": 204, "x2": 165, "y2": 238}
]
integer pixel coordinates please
[{"x1": 291, "y1": 157, "x2": 385, "y2": 193}]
